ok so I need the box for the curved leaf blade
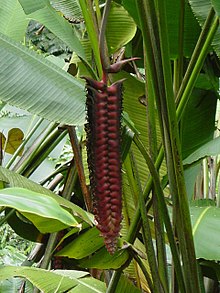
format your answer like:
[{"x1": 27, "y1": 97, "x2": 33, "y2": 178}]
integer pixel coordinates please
[
  {"x1": 0, "y1": 0, "x2": 28, "y2": 41},
  {"x1": 5, "y1": 128, "x2": 24, "y2": 155},
  {"x1": 0, "y1": 266, "x2": 106, "y2": 293},
  {"x1": 56, "y1": 227, "x2": 104, "y2": 259},
  {"x1": 51, "y1": 0, "x2": 83, "y2": 21},
  {"x1": 189, "y1": 0, "x2": 220, "y2": 57},
  {"x1": 78, "y1": 247, "x2": 129, "y2": 270},
  {"x1": 18, "y1": 0, "x2": 85, "y2": 58},
  {"x1": 0, "y1": 187, "x2": 78, "y2": 233},
  {"x1": 191, "y1": 206, "x2": 220, "y2": 260},
  {"x1": 0, "y1": 33, "x2": 86, "y2": 125},
  {"x1": 183, "y1": 136, "x2": 220, "y2": 165},
  {"x1": 106, "y1": 2, "x2": 137, "y2": 53},
  {"x1": 0, "y1": 166, "x2": 94, "y2": 225},
  {"x1": 212, "y1": 0, "x2": 220, "y2": 15}
]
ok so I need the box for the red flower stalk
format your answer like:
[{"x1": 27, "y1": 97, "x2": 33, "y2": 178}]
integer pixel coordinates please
[{"x1": 84, "y1": 76, "x2": 123, "y2": 254}]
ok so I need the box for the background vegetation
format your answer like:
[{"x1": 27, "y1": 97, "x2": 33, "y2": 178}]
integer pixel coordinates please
[{"x1": 0, "y1": 0, "x2": 220, "y2": 292}]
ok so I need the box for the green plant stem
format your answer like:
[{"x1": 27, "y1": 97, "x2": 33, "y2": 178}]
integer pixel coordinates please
[
  {"x1": 176, "y1": 8, "x2": 217, "y2": 110},
  {"x1": 130, "y1": 151, "x2": 162, "y2": 292},
  {"x1": 133, "y1": 135, "x2": 186, "y2": 292},
  {"x1": 145, "y1": 47, "x2": 169, "y2": 291},
  {"x1": 6, "y1": 117, "x2": 44, "y2": 169},
  {"x1": 109, "y1": 4, "x2": 219, "y2": 293},
  {"x1": 15, "y1": 126, "x2": 67, "y2": 177},
  {"x1": 13, "y1": 123, "x2": 57, "y2": 173},
  {"x1": 107, "y1": 148, "x2": 164, "y2": 293},
  {"x1": 156, "y1": 0, "x2": 201, "y2": 290},
  {"x1": 79, "y1": 0, "x2": 102, "y2": 78},
  {"x1": 94, "y1": 0, "x2": 101, "y2": 26},
  {"x1": 145, "y1": 66, "x2": 169, "y2": 292},
  {"x1": 106, "y1": 269, "x2": 122, "y2": 293},
  {"x1": 99, "y1": 0, "x2": 111, "y2": 71},
  {"x1": 68, "y1": 126, "x2": 91, "y2": 211},
  {"x1": 40, "y1": 233, "x2": 58, "y2": 270},
  {"x1": 128, "y1": 246, "x2": 154, "y2": 292},
  {"x1": 0, "y1": 209, "x2": 15, "y2": 226},
  {"x1": 173, "y1": 0, "x2": 185, "y2": 95}
]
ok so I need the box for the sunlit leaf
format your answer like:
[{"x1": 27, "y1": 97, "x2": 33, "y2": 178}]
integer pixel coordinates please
[
  {"x1": 0, "y1": 133, "x2": 6, "y2": 150},
  {"x1": 5, "y1": 128, "x2": 24, "y2": 155},
  {"x1": 106, "y1": 2, "x2": 137, "y2": 53},
  {"x1": 0, "y1": 0, "x2": 28, "y2": 41},
  {"x1": 0, "y1": 33, "x2": 86, "y2": 125},
  {"x1": 0, "y1": 266, "x2": 106, "y2": 293},
  {"x1": 189, "y1": 0, "x2": 220, "y2": 58},
  {"x1": 191, "y1": 206, "x2": 220, "y2": 260},
  {"x1": 18, "y1": 0, "x2": 85, "y2": 58},
  {"x1": 0, "y1": 187, "x2": 79, "y2": 233},
  {"x1": 51, "y1": 0, "x2": 83, "y2": 21},
  {"x1": 78, "y1": 247, "x2": 129, "y2": 270},
  {"x1": 56, "y1": 227, "x2": 104, "y2": 258},
  {"x1": 0, "y1": 167, "x2": 94, "y2": 225}
]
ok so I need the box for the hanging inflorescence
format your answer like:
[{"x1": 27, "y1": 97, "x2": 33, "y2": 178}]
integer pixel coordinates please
[{"x1": 84, "y1": 75, "x2": 123, "y2": 254}]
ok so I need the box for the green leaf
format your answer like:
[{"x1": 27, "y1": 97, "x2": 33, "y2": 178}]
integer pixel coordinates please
[
  {"x1": 212, "y1": 0, "x2": 220, "y2": 15},
  {"x1": 181, "y1": 88, "x2": 217, "y2": 160},
  {"x1": 78, "y1": 247, "x2": 129, "y2": 270},
  {"x1": 0, "y1": 187, "x2": 79, "y2": 233},
  {"x1": 0, "y1": 166, "x2": 94, "y2": 225},
  {"x1": 18, "y1": 0, "x2": 85, "y2": 58},
  {"x1": 51, "y1": 0, "x2": 83, "y2": 21},
  {"x1": 183, "y1": 135, "x2": 220, "y2": 165},
  {"x1": 0, "y1": 33, "x2": 86, "y2": 125},
  {"x1": 0, "y1": 0, "x2": 28, "y2": 41},
  {"x1": 189, "y1": 0, "x2": 220, "y2": 57},
  {"x1": 56, "y1": 227, "x2": 104, "y2": 258},
  {"x1": 18, "y1": 0, "x2": 49, "y2": 14},
  {"x1": 184, "y1": 163, "x2": 201, "y2": 200},
  {"x1": 116, "y1": 274, "x2": 142, "y2": 293},
  {"x1": 0, "y1": 266, "x2": 106, "y2": 293},
  {"x1": 5, "y1": 128, "x2": 24, "y2": 155},
  {"x1": 191, "y1": 206, "x2": 220, "y2": 260},
  {"x1": 113, "y1": 71, "x2": 148, "y2": 186},
  {"x1": 106, "y1": 2, "x2": 137, "y2": 53},
  {"x1": 123, "y1": 0, "x2": 200, "y2": 58},
  {"x1": 5, "y1": 208, "x2": 42, "y2": 242}
]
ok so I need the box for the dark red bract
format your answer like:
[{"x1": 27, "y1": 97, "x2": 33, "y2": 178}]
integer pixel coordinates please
[{"x1": 84, "y1": 76, "x2": 123, "y2": 254}]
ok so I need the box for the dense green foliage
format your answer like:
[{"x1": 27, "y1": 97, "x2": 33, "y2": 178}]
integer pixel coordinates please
[{"x1": 0, "y1": 0, "x2": 220, "y2": 292}]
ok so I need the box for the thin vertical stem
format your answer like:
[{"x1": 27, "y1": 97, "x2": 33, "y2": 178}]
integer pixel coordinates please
[
  {"x1": 173, "y1": 0, "x2": 185, "y2": 95},
  {"x1": 68, "y1": 126, "x2": 92, "y2": 211},
  {"x1": 78, "y1": 0, "x2": 102, "y2": 78},
  {"x1": 130, "y1": 151, "x2": 162, "y2": 292}
]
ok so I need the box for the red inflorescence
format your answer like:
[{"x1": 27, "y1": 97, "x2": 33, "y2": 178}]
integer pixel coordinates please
[{"x1": 84, "y1": 76, "x2": 123, "y2": 254}]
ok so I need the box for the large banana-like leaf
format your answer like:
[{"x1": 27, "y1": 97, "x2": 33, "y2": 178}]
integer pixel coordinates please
[
  {"x1": 181, "y1": 88, "x2": 217, "y2": 159},
  {"x1": 122, "y1": 0, "x2": 200, "y2": 58},
  {"x1": 183, "y1": 135, "x2": 220, "y2": 165},
  {"x1": 56, "y1": 227, "x2": 104, "y2": 259},
  {"x1": 0, "y1": 166, "x2": 94, "y2": 225},
  {"x1": 212, "y1": 0, "x2": 220, "y2": 14},
  {"x1": 0, "y1": 0, "x2": 28, "y2": 41},
  {"x1": 106, "y1": 2, "x2": 137, "y2": 54},
  {"x1": 18, "y1": 0, "x2": 85, "y2": 58},
  {"x1": 191, "y1": 205, "x2": 220, "y2": 260},
  {"x1": 0, "y1": 187, "x2": 78, "y2": 233},
  {"x1": 0, "y1": 266, "x2": 106, "y2": 293},
  {"x1": 51, "y1": 0, "x2": 83, "y2": 21},
  {"x1": 0, "y1": 33, "x2": 86, "y2": 125}
]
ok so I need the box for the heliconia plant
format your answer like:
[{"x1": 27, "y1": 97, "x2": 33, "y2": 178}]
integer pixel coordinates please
[
  {"x1": 1, "y1": 0, "x2": 220, "y2": 293},
  {"x1": 84, "y1": 58, "x2": 137, "y2": 253},
  {"x1": 85, "y1": 75, "x2": 123, "y2": 253}
]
